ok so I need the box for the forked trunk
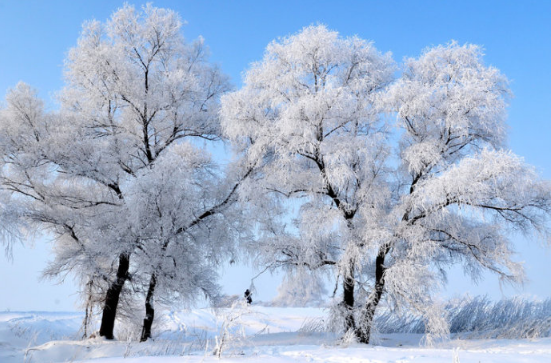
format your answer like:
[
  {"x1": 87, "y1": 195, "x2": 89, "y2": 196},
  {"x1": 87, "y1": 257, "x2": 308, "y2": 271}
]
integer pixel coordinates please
[
  {"x1": 140, "y1": 273, "x2": 157, "y2": 342},
  {"x1": 99, "y1": 253, "x2": 130, "y2": 339}
]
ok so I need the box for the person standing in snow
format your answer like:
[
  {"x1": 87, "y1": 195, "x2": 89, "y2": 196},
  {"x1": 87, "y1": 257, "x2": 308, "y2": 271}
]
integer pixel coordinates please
[{"x1": 244, "y1": 289, "x2": 252, "y2": 305}]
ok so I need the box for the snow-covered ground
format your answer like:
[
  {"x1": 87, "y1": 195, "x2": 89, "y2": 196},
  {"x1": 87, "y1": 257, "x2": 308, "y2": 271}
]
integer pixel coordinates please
[{"x1": 2, "y1": 307, "x2": 551, "y2": 363}]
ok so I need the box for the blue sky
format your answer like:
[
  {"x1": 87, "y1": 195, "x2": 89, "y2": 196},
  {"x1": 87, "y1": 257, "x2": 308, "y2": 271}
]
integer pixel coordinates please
[{"x1": 0, "y1": 0, "x2": 550, "y2": 311}]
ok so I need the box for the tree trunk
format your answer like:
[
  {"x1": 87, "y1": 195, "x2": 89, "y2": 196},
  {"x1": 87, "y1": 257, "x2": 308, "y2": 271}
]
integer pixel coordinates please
[
  {"x1": 356, "y1": 245, "x2": 389, "y2": 344},
  {"x1": 99, "y1": 253, "x2": 130, "y2": 340},
  {"x1": 82, "y1": 279, "x2": 94, "y2": 339},
  {"x1": 140, "y1": 273, "x2": 157, "y2": 342},
  {"x1": 342, "y1": 275, "x2": 356, "y2": 332}
]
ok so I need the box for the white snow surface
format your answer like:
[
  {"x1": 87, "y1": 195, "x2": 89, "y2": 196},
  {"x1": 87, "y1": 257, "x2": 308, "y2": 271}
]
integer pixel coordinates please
[{"x1": 1, "y1": 307, "x2": 551, "y2": 363}]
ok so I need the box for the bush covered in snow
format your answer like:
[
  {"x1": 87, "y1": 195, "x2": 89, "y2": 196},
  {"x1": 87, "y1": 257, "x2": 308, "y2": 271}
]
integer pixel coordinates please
[{"x1": 375, "y1": 296, "x2": 551, "y2": 339}]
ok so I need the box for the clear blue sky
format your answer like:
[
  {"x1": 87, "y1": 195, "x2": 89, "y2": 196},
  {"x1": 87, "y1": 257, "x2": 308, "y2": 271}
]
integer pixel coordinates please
[{"x1": 0, "y1": 0, "x2": 550, "y2": 311}]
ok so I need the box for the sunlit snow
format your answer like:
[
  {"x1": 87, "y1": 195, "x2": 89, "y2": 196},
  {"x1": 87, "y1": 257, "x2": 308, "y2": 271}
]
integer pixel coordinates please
[{"x1": 2, "y1": 306, "x2": 551, "y2": 363}]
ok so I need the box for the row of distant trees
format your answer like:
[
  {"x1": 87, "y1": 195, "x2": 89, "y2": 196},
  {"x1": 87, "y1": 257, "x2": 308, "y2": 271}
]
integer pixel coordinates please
[{"x1": 1, "y1": 4, "x2": 550, "y2": 344}]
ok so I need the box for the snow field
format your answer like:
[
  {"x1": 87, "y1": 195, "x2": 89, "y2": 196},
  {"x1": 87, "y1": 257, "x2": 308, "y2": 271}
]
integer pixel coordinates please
[{"x1": 1, "y1": 307, "x2": 551, "y2": 363}]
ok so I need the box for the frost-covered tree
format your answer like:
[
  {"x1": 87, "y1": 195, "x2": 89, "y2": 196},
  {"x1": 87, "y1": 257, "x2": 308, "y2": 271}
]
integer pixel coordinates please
[
  {"x1": 0, "y1": 4, "x2": 240, "y2": 341},
  {"x1": 221, "y1": 27, "x2": 551, "y2": 344},
  {"x1": 221, "y1": 25, "x2": 395, "y2": 335},
  {"x1": 361, "y1": 42, "x2": 551, "y2": 344}
]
